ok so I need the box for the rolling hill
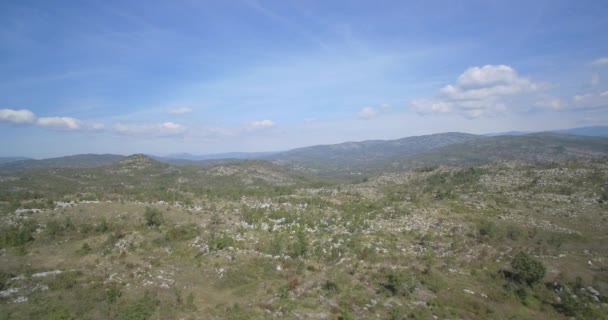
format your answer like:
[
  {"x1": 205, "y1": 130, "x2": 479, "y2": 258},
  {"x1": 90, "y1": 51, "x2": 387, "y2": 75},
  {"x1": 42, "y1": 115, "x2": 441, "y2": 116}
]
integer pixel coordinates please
[
  {"x1": 400, "y1": 132, "x2": 608, "y2": 168},
  {"x1": 266, "y1": 132, "x2": 481, "y2": 174},
  {"x1": 0, "y1": 154, "x2": 126, "y2": 172}
]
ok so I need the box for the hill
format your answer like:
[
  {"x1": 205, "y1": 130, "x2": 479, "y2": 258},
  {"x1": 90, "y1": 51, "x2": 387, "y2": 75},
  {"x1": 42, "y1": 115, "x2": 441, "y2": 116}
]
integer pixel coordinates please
[
  {"x1": 1, "y1": 155, "x2": 607, "y2": 319},
  {"x1": 0, "y1": 154, "x2": 125, "y2": 172},
  {"x1": 267, "y1": 132, "x2": 481, "y2": 174},
  {"x1": 554, "y1": 125, "x2": 608, "y2": 137},
  {"x1": 401, "y1": 132, "x2": 608, "y2": 168},
  {"x1": 0, "y1": 154, "x2": 332, "y2": 201},
  {"x1": 0, "y1": 157, "x2": 31, "y2": 164}
]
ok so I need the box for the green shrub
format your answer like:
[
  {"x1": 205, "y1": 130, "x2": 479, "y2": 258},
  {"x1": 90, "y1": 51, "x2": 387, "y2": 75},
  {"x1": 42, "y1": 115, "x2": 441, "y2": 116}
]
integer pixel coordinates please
[
  {"x1": 96, "y1": 218, "x2": 111, "y2": 233},
  {"x1": 78, "y1": 242, "x2": 92, "y2": 255},
  {"x1": 511, "y1": 252, "x2": 545, "y2": 286},
  {"x1": 322, "y1": 280, "x2": 339, "y2": 295},
  {"x1": 380, "y1": 272, "x2": 415, "y2": 296},
  {"x1": 290, "y1": 225, "x2": 308, "y2": 258},
  {"x1": 0, "y1": 219, "x2": 37, "y2": 248},
  {"x1": 106, "y1": 286, "x2": 122, "y2": 303},
  {"x1": 478, "y1": 220, "x2": 500, "y2": 240},
  {"x1": 506, "y1": 225, "x2": 524, "y2": 241},
  {"x1": 120, "y1": 292, "x2": 158, "y2": 320},
  {"x1": 144, "y1": 207, "x2": 163, "y2": 227},
  {"x1": 208, "y1": 232, "x2": 234, "y2": 251},
  {"x1": 165, "y1": 224, "x2": 199, "y2": 241}
]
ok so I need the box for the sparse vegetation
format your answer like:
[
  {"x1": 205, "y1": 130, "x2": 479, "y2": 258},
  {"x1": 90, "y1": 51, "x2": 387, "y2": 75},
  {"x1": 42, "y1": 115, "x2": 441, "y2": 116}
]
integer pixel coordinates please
[
  {"x1": 511, "y1": 252, "x2": 546, "y2": 286},
  {"x1": 1, "y1": 151, "x2": 607, "y2": 319}
]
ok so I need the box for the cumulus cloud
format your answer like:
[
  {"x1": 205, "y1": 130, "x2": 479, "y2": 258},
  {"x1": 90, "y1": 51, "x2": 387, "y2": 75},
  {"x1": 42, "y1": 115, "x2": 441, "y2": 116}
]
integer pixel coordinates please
[
  {"x1": 0, "y1": 108, "x2": 88, "y2": 130},
  {"x1": 0, "y1": 109, "x2": 37, "y2": 124},
  {"x1": 409, "y1": 65, "x2": 544, "y2": 118},
  {"x1": 591, "y1": 57, "x2": 608, "y2": 67},
  {"x1": 251, "y1": 119, "x2": 275, "y2": 128},
  {"x1": 167, "y1": 107, "x2": 193, "y2": 115},
  {"x1": 36, "y1": 117, "x2": 82, "y2": 130},
  {"x1": 113, "y1": 122, "x2": 187, "y2": 137}
]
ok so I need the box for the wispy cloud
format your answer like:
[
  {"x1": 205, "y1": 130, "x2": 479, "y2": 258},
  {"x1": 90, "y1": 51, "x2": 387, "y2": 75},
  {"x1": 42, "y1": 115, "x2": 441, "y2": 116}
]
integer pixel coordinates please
[
  {"x1": 591, "y1": 57, "x2": 608, "y2": 67},
  {"x1": 113, "y1": 121, "x2": 187, "y2": 137},
  {"x1": 250, "y1": 119, "x2": 275, "y2": 129},
  {"x1": 167, "y1": 107, "x2": 193, "y2": 115},
  {"x1": 37, "y1": 117, "x2": 82, "y2": 130},
  {"x1": 571, "y1": 92, "x2": 608, "y2": 110},
  {"x1": 356, "y1": 104, "x2": 391, "y2": 120},
  {"x1": 356, "y1": 107, "x2": 377, "y2": 120}
]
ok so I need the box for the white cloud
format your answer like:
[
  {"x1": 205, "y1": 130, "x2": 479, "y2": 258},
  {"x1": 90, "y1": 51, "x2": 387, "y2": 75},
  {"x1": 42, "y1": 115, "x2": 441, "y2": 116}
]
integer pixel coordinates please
[
  {"x1": 571, "y1": 92, "x2": 608, "y2": 110},
  {"x1": 113, "y1": 122, "x2": 187, "y2": 137},
  {"x1": 251, "y1": 119, "x2": 275, "y2": 128},
  {"x1": 591, "y1": 57, "x2": 608, "y2": 67},
  {"x1": 90, "y1": 123, "x2": 105, "y2": 131},
  {"x1": 167, "y1": 107, "x2": 193, "y2": 115},
  {"x1": 161, "y1": 122, "x2": 186, "y2": 130},
  {"x1": 591, "y1": 74, "x2": 600, "y2": 86},
  {"x1": 0, "y1": 109, "x2": 37, "y2": 124},
  {"x1": 409, "y1": 64, "x2": 544, "y2": 118},
  {"x1": 356, "y1": 107, "x2": 378, "y2": 120},
  {"x1": 410, "y1": 99, "x2": 452, "y2": 114},
  {"x1": 534, "y1": 97, "x2": 564, "y2": 110},
  {"x1": 36, "y1": 117, "x2": 82, "y2": 130}
]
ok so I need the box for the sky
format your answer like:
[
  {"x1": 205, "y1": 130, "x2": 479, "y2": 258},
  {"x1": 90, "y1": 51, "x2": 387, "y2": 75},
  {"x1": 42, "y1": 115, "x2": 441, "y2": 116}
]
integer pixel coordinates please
[{"x1": 1, "y1": 0, "x2": 608, "y2": 158}]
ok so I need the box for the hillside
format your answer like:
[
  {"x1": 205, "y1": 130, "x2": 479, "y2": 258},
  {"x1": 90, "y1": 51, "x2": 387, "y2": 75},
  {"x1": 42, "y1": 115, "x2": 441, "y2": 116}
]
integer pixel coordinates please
[
  {"x1": 401, "y1": 133, "x2": 608, "y2": 168},
  {"x1": 268, "y1": 132, "x2": 481, "y2": 174},
  {"x1": 0, "y1": 157, "x2": 31, "y2": 164},
  {"x1": 555, "y1": 125, "x2": 608, "y2": 137},
  {"x1": 3, "y1": 130, "x2": 608, "y2": 177},
  {"x1": 0, "y1": 154, "x2": 332, "y2": 201},
  {"x1": 1, "y1": 156, "x2": 607, "y2": 319},
  {"x1": 0, "y1": 154, "x2": 125, "y2": 172}
]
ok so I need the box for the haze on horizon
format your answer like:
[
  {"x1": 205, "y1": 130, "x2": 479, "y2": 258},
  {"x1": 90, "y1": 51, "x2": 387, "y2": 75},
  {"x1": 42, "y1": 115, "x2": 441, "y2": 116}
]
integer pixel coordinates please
[{"x1": 1, "y1": 0, "x2": 608, "y2": 158}]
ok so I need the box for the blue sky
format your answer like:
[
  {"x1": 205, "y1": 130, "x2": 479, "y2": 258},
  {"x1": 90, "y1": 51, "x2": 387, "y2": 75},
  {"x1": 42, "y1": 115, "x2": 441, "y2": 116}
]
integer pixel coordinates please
[{"x1": 1, "y1": 0, "x2": 608, "y2": 158}]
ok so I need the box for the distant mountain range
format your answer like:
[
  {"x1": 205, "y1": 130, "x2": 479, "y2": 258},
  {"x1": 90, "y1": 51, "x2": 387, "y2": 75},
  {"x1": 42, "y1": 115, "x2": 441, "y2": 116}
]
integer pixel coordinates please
[
  {"x1": 0, "y1": 157, "x2": 31, "y2": 164},
  {"x1": 485, "y1": 125, "x2": 608, "y2": 137},
  {"x1": 162, "y1": 151, "x2": 279, "y2": 161},
  {"x1": 267, "y1": 132, "x2": 480, "y2": 174},
  {"x1": 0, "y1": 154, "x2": 125, "y2": 172},
  {"x1": 1, "y1": 126, "x2": 608, "y2": 174},
  {"x1": 401, "y1": 132, "x2": 608, "y2": 168}
]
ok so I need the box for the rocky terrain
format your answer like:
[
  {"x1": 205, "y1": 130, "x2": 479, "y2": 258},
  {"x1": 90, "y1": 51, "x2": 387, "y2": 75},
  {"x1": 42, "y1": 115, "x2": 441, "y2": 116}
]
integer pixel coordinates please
[{"x1": 1, "y1": 152, "x2": 607, "y2": 319}]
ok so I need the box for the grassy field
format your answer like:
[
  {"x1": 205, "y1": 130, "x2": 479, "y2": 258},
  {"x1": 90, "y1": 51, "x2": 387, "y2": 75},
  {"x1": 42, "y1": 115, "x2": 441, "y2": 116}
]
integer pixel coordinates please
[{"x1": 1, "y1": 157, "x2": 607, "y2": 319}]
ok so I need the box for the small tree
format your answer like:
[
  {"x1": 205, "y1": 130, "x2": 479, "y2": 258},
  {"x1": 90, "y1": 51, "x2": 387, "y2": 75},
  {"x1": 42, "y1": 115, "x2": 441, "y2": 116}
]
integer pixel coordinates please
[
  {"x1": 511, "y1": 251, "x2": 545, "y2": 286},
  {"x1": 144, "y1": 207, "x2": 163, "y2": 227}
]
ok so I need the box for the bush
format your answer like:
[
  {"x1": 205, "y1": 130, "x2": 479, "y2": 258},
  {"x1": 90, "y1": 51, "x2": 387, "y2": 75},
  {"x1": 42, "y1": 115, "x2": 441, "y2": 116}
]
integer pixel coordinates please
[
  {"x1": 208, "y1": 232, "x2": 234, "y2": 251},
  {"x1": 511, "y1": 252, "x2": 545, "y2": 286},
  {"x1": 165, "y1": 224, "x2": 199, "y2": 241},
  {"x1": 0, "y1": 219, "x2": 37, "y2": 248},
  {"x1": 120, "y1": 292, "x2": 158, "y2": 320},
  {"x1": 105, "y1": 286, "x2": 123, "y2": 303},
  {"x1": 380, "y1": 272, "x2": 416, "y2": 296},
  {"x1": 290, "y1": 225, "x2": 308, "y2": 258},
  {"x1": 144, "y1": 207, "x2": 163, "y2": 227},
  {"x1": 478, "y1": 220, "x2": 499, "y2": 240}
]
